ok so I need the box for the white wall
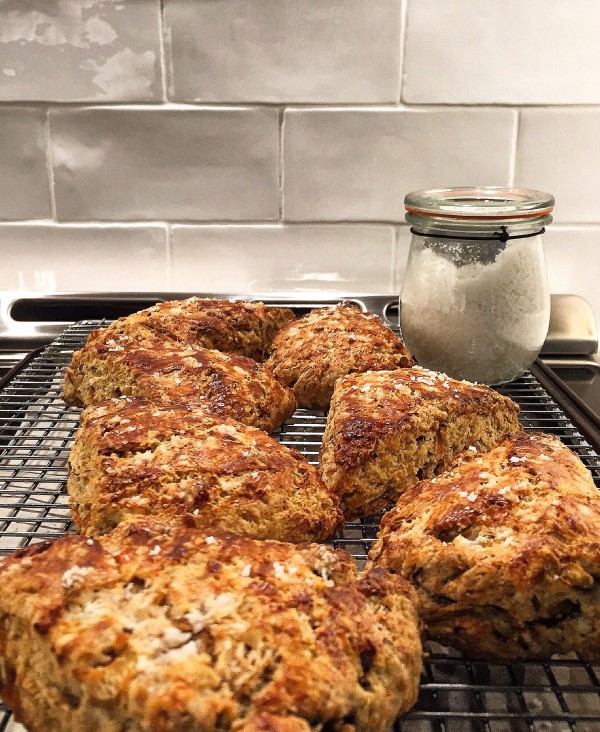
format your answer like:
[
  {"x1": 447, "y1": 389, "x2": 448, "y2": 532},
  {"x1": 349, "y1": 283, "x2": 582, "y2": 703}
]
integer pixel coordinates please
[{"x1": 0, "y1": 0, "x2": 599, "y2": 323}]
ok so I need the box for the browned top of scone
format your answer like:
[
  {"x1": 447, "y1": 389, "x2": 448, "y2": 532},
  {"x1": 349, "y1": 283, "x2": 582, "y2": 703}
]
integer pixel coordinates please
[
  {"x1": 267, "y1": 303, "x2": 414, "y2": 409},
  {"x1": 0, "y1": 517, "x2": 423, "y2": 731},
  {"x1": 69, "y1": 397, "x2": 343, "y2": 543},
  {"x1": 368, "y1": 432, "x2": 600, "y2": 661},
  {"x1": 63, "y1": 335, "x2": 296, "y2": 433},
  {"x1": 325, "y1": 366, "x2": 520, "y2": 469},
  {"x1": 102, "y1": 298, "x2": 295, "y2": 361}
]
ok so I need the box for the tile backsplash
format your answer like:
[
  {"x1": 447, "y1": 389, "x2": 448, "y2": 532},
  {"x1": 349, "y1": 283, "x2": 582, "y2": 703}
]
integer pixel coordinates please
[
  {"x1": 1, "y1": 0, "x2": 599, "y2": 327},
  {"x1": 164, "y1": 0, "x2": 403, "y2": 103},
  {"x1": 283, "y1": 108, "x2": 516, "y2": 221},
  {"x1": 49, "y1": 107, "x2": 280, "y2": 221},
  {"x1": 0, "y1": 0, "x2": 163, "y2": 101}
]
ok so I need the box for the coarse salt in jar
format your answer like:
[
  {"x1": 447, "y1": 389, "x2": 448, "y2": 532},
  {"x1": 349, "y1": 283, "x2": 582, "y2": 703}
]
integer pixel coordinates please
[{"x1": 400, "y1": 187, "x2": 554, "y2": 385}]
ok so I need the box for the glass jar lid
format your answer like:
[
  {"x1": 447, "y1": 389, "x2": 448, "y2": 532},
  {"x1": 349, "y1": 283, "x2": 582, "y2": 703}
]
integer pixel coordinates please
[{"x1": 405, "y1": 187, "x2": 554, "y2": 222}]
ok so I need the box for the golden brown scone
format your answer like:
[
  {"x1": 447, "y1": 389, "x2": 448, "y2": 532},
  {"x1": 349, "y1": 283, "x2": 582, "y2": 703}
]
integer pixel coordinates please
[
  {"x1": 267, "y1": 303, "x2": 414, "y2": 409},
  {"x1": 61, "y1": 336, "x2": 296, "y2": 433},
  {"x1": 368, "y1": 432, "x2": 600, "y2": 662},
  {"x1": 319, "y1": 366, "x2": 520, "y2": 518},
  {"x1": 0, "y1": 516, "x2": 423, "y2": 732},
  {"x1": 68, "y1": 397, "x2": 343, "y2": 543},
  {"x1": 102, "y1": 297, "x2": 295, "y2": 360}
]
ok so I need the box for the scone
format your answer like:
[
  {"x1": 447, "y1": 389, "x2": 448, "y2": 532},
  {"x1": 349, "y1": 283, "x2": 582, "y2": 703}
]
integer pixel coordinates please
[
  {"x1": 319, "y1": 366, "x2": 520, "y2": 517},
  {"x1": 267, "y1": 302, "x2": 414, "y2": 409},
  {"x1": 368, "y1": 432, "x2": 600, "y2": 662},
  {"x1": 0, "y1": 516, "x2": 423, "y2": 732},
  {"x1": 100, "y1": 297, "x2": 295, "y2": 360},
  {"x1": 62, "y1": 339, "x2": 296, "y2": 433},
  {"x1": 68, "y1": 397, "x2": 343, "y2": 543}
]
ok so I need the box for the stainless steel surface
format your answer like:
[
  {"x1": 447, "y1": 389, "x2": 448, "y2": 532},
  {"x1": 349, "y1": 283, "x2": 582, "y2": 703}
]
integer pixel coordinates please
[
  {"x1": 2, "y1": 291, "x2": 596, "y2": 355},
  {"x1": 541, "y1": 358, "x2": 600, "y2": 427},
  {"x1": 0, "y1": 291, "x2": 167, "y2": 349},
  {"x1": 0, "y1": 354, "x2": 26, "y2": 382},
  {"x1": 542, "y1": 358, "x2": 600, "y2": 371},
  {"x1": 0, "y1": 320, "x2": 599, "y2": 730},
  {"x1": 541, "y1": 294, "x2": 598, "y2": 356},
  {"x1": 0, "y1": 291, "x2": 393, "y2": 349}
]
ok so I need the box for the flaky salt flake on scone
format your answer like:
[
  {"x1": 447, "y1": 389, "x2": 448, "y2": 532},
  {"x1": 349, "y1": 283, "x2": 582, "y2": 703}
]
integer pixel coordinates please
[
  {"x1": 68, "y1": 396, "x2": 343, "y2": 543},
  {"x1": 62, "y1": 339, "x2": 296, "y2": 433},
  {"x1": 368, "y1": 431, "x2": 600, "y2": 662},
  {"x1": 98, "y1": 297, "x2": 295, "y2": 361},
  {"x1": 267, "y1": 302, "x2": 414, "y2": 409},
  {"x1": 0, "y1": 516, "x2": 423, "y2": 732},
  {"x1": 319, "y1": 366, "x2": 519, "y2": 518}
]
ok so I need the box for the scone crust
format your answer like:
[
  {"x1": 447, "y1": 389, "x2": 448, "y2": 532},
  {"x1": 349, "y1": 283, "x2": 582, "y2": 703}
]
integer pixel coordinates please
[
  {"x1": 368, "y1": 432, "x2": 600, "y2": 662},
  {"x1": 319, "y1": 367, "x2": 520, "y2": 517},
  {"x1": 103, "y1": 298, "x2": 295, "y2": 361},
  {"x1": 62, "y1": 336, "x2": 296, "y2": 433},
  {"x1": 267, "y1": 303, "x2": 414, "y2": 409},
  {"x1": 68, "y1": 397, "x2": 343, "y2": 543},
  {"x1": 0, "y1": 517, "x2": 423, "y2": 732}
]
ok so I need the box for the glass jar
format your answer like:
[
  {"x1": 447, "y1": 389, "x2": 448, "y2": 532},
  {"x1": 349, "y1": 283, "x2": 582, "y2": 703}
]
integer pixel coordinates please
[{"x1": 400, "y1": 187, "x2": 554, "y2": 385}]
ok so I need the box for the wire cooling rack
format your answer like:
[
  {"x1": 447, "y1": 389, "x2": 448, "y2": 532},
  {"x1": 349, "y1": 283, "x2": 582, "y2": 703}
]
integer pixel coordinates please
[{"x1": 0, "y1": 320, "x2": 599, "y2": 732}]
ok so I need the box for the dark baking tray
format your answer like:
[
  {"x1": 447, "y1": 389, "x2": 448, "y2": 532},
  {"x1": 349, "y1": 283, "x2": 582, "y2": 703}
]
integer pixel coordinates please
[{"x1": 0, "y1": 320, "x2": 599, "y2": 731}]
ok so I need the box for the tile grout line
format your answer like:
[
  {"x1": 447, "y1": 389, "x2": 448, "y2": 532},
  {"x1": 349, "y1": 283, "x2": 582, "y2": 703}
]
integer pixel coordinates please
[
  {"x1": 4, "y1": 101, "x2": 600, "y2": 111},
  {"x1": 165, "y1": 224, "x2": 174, "y2": 289},
  {"x1": 391, "y1": 226, "x2": 401, "y2": 293},
  {"x1": 279, "y1": 108, "x2": 285, "y2": 221},
  {"x1": 43, "y1": 110, "x2": 58, "y2": 221},
  {"x1": 0, "y1": 219, "x2": 598, "y2": 228},
  {"x1": 158, "y1": 0, "x2": 169, "y2": 102},
  {"x1": 508, "y1": 108, "x2": 521, "y2": 187},
  {"x1": 397, "y1": 0, "x2": 410, "y2": 105}
]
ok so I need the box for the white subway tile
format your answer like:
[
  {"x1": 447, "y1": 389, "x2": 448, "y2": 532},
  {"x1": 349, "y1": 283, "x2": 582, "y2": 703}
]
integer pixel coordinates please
[
  {"x1": 394, "y1": 226, "x2": 412, "y2": 292},
  {"x1": 284, "y1": 109, "x2": 515, "y2": 222},
  {"x1": 171, "y1": 225, "x2": 396, "y2": 293},
  {"x1": 0, "y1": 108, "x2": 50, "y2": 220},
  {"x1": 50, "y1": 108, "x2": 279, "y2": 221},
  {"x1": 0, "y1": 224, "x2": 168, "y2": 291},
  {"x1": 165, "y1": 0, "x2": 401, "y2": 103},
  {"x1": 0, "y1": 0, "x2": 162, "y2": 102},
  {"x1": 403, "y1": 0, "x2": 600, "y2": 104},
  {"x1": 515, "y1": 110, "x2": 600, "y2": 223},
  {"x1": 543, "y1": 227, "x2": 600, "y2": 330}
]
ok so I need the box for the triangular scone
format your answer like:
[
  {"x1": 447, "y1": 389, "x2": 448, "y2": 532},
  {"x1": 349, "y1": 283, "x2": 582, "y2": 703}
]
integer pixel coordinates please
[
  {"x1": 367, "y1": 432, "x2": 600, "y2": 662},
  {"x1": 68, "y1": 397, "x2": 343, "y2": 543},
  {"x1": 319, "y1": 366, "x2": 519, "y2": 518},
  {"x1": 267, "y1": 303, "x2": 414, "y2": 409},
  {"x1": 0, "y1": 517, "x2": 423, "y2": 731},
  {"x1": 99, "y1": 297, "x2": 295, "y2": 361},
  {"x1": 62, "y1": 338, "x2": 296, "y2": 434}
]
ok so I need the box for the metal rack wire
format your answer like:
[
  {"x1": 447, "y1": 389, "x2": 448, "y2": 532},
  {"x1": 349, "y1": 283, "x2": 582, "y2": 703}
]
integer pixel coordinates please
[{"x1": 0, "y1": 320, "x2": 599, "y2": 731}]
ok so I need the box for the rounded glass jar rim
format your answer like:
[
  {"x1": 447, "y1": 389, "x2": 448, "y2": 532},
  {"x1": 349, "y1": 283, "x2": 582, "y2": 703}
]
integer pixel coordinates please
[
  {"x1": 405, "y1": 187, "x2": 554, "y2": 221},
  {"x1": 404, "y1": 215, "x2": 552, "y2": 239}
]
